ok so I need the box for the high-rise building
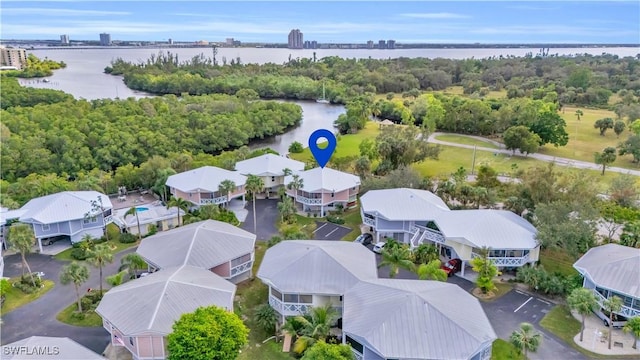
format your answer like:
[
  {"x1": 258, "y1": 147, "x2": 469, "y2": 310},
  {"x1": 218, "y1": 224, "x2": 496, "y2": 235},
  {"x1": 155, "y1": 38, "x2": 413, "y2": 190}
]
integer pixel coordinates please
[
  {"x1": 387, "y1": 40, "x2": 396, "y2": 49},
  {"x1": 0, "y1": 46, "x2": 28, "y2": 69},
  {"x1": 311, "y1": 40, "x2": 318, "y2": 49},
  {"x1": 367, "y1": 40, "x2": 374, "y2": 49},
  {"x1": 60, "y1": 35, "x2": 69, "y2": 45},
  {"x1": 378, "y1": 40, "x2": 386, "y2": 49},
  {"x1": 288, "y1": 29, "x2": 303, "y2": 49},
  {"x1": 226, "y1": 38, "x2": 235, "y2": 46},
  {"x1": 168, "y1": 38, "x2": 173, "y2": 45},
  {"x1": 99, "y1": 33, "x2": 112, "y2": 46}
]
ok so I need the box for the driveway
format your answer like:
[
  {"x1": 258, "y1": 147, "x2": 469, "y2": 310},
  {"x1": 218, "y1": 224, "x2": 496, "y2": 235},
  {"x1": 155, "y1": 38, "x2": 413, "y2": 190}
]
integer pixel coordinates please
[
  {"x1": 312, "y1": 222, "x2": 352, "y2": 240},
  {"x1": 241, "y1": 199, "x2": 279, "y2": 241},
  {"x1": 372, "y1": 251, "x2": 585, "y2": 359},
  {"x1": 1, "y1": 247, "x2": 138, "y2": 355}
]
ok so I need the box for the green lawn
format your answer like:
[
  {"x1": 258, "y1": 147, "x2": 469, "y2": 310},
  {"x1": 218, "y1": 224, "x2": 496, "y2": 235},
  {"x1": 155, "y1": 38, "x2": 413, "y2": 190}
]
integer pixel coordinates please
[
  {"x1": 1, "y1": 279, "x2": 54, "y2": 315},
  {"x1": 54, "y1": 239, "x2": 140, "y2": 262},
  {"x1": 435, "y1": 134, "x2": 500, "y2": 149},
  {"x1": 539, "y1": 248, "x2": 579, "y2": 277},
  {"x1": 56, "y1": 303, "x2": 103, "y2": 327},
  {"x1": 491, "y1": 339, "x2": 525, "y2": 360}
]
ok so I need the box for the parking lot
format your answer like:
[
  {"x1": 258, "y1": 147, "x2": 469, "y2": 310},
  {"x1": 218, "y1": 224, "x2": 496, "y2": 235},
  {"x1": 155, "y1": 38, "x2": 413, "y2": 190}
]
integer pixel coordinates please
[{"x1": 312, "y1": 221, "x2": 352, "y2": 240}]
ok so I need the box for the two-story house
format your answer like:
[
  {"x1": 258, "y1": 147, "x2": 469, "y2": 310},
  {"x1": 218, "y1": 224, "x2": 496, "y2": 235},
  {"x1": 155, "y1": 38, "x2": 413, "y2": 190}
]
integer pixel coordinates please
[
  {"x1": 360, "y1": 188, "x2": 539, "y2": 276},
  {"x1": 17, "y1": 191, "x2": 113, "y2": 252},
  {"x1": 96, "y1": 265, "x2": 235, "y2": 360},
  {"x1": 137, "y1": 220, "x2": 256, "y2": 284},
  {"x1": 573, "y1": 244, "x2": 640, "y2": 321},
  {"x1": 285, "y1": 167, "x2": 361, "y2": 217},
  {"x1": 165, "y1": 166, "x2": 246, "y2": 208},
  {"x1": 235, "y1": 154, "x2": 305, "y2": 198}
]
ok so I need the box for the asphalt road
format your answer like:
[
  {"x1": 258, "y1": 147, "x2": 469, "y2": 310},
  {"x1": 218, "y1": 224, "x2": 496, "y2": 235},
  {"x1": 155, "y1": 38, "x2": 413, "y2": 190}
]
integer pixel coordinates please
[
  {"x1": 312, "y1": 222, "x2": 352, "y2": 240},
  {"x1": 1, "y1": 248, "x2": 138, "y2": 354},
  {"x1": 240, "y1": 199, "x2": 280, "y2": 241},
  {"x1": 429, "y1": 132, "x2": 640, "y2": 176}
]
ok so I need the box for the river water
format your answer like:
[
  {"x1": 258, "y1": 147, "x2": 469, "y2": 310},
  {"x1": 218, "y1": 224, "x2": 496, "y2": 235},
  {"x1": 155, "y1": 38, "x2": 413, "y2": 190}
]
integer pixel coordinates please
[{"x1": 18, "y1": 46, "x2": 638, "y2": 153}]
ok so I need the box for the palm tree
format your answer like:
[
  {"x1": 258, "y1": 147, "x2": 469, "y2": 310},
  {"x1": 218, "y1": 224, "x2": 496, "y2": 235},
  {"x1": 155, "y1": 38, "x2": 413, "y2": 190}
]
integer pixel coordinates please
[
  {"x1": 245, "y1": 174, "x2": 265, "y2": 235},
  {"x1": 125, "y1": 207, "x2": 142, "y2": 241},
  {"x1": 254, "y1": 303, "x2": 278, "y2": 337},
  {"x1": 119, "y1": 253, "x2": 147, "y2": 279},
  {"x1": 575, "y1": 109, "x2": 583, "y2": 121},
  {"x1": 60, "y1": 262, "x2": 90, "y2": 312},
  {"x1": 87, "y1": 196, "x2": 109, "y2": 242},
  {"x1": 378, "y1": 246, "x2": 415, "y2": 278},
  {"x1": 603, "y1": 296, "x2": 624, "y2": 349},
  {"x1": 167, "y1": 196, "x2": 189, "y2": 226},
  {"x1": 287, "y1": 174, "x2": 304, "y2": 203},
  {"x1": 87, "y1": 243, "x2": 114, "y2": 295},
  {"x1": 106, "y1": 270, "x2": 128, "y2": 287},
  {"x1": 8, "y1": 224, "x2": 37, "y2": 287},
  {"x1": 277, "y1": 196, "x2": 296, "y2": 223},
  {"x1": 218, "y1": 179, "x2": 237, "y2": 208},
  {"x1": 293, "y1": 304, "x2": 339, "y2": 354},
  {"x1": 567, "y1": 288, "x2": 598, "y2": 342},
  {"x1": 416, "y1": 260, "x2": 447, "y2": 281},
  {"x1": 510, "y1": 322, "x2": 542, "y2": 357},
  {"x1": 623, "y1": 316, "x2": 640, "y2": 349}
]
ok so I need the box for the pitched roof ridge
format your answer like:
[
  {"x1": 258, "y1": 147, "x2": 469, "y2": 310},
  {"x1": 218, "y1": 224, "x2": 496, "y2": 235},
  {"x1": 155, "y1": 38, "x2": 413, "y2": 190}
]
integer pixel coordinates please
[
  {"x1": 147, "y1": 265, "x2": 186, "y2": 330},
  {"x1": 183, "y1": 225, "x2": 202, "y2": 266}
]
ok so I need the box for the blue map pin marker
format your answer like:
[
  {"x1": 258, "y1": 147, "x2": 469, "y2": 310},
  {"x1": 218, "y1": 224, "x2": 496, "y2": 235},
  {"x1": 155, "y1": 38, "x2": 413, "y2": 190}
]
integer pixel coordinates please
[{"x1": 308, "y1": 129, "x2": 337, "y2": 168}]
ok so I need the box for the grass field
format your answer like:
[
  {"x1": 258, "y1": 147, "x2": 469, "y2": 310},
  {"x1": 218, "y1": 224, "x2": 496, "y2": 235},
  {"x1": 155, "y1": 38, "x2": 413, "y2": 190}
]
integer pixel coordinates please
[
  {"x1": 539, "y1": 248, "x2": 579, "y2": 276},
  {"x1": 491, "y1": 339, "x2": 525, "y2": 360},
  {"x1": 56, "y1": 303, "x2": 103, "y2": 327},
  {"x1": 1, "y1": 279, "x2": 54, "y2": 315},
  {"x1": 435, "y1": 134, "x2": 500, "y2": 149},
  {"x1": 54, "y1": 239, "x2": 140, "y2": 262}
]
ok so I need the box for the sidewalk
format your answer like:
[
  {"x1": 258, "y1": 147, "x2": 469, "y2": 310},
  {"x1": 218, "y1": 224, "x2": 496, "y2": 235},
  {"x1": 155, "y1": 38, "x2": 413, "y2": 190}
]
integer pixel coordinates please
[{"x1": 570, "y1": 310, "x2": 639, "y2": 356}]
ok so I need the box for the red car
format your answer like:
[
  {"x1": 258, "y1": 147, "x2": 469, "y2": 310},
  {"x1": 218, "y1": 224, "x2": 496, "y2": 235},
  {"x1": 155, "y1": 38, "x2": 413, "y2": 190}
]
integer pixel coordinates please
[{"x1": 441, "y1": 258, "x2": 462, "y2": 277}]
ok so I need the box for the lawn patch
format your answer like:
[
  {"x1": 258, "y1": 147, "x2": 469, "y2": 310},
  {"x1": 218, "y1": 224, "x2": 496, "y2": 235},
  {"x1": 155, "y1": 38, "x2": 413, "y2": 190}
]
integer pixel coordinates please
[
  {"x1": 1, "y1": 279, "x2": 54, "y2": 315},
  {"x1": 56, "y1": 303, "x2": 103, "y2": 327},
  {"x1": 539, "y1": 248, "x2": 579, "y2": 277},
  {"x1": 435, "y1": 134, "x2": 500, "y2": 149},
  {"x1": 491, "y1": 338, "x2": 525, "y2": 360},
  {"x1": 54, "y1": 239, "x2": 140, "y2": 262}
]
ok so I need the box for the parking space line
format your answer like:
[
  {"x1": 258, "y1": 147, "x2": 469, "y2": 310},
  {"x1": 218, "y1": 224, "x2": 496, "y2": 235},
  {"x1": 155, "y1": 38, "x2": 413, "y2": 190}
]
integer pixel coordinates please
[
  {"x1": 515, "y1": 290, "x2": 526, "y2": 295},
  {"x1": 313, "y1": 223, "x2": 328, "y2": 233},
  {"x1": 514, "y1": 297, "x2": 533, "y2": 313},
  {"x1": 325, "y1": 228, "x2": 339, "y2": 238},
  {"x1": 536, "y1": 298, "x2": 551, "y2": 305}
]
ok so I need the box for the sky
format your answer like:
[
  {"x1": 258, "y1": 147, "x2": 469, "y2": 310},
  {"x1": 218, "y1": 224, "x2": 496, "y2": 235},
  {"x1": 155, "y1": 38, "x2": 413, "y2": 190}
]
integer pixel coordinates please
[{"x1": 1, "y1": 1, "x2": 639, "y2": 44}]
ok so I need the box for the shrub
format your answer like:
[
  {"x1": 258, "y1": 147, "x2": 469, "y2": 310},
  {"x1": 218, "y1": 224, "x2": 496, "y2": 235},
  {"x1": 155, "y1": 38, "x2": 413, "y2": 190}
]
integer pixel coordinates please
[
  {"x1": 81, "y1": 296, "x2": 93, "y2": 311},
  {"x1": 70, "y1": 311, "x2": 86, "y2": 321},
  {"x1": 268, "y1": 236, "x2": 283, "y2": 248},
  {"x1": 71, "y1": 247, "x2": 89, "y2": 260},
  {"x1": 119, "y1": 233, "x2": 137, "y2": 244},
  {"x1": 213, "y1": 209, "x2": 239, "y2": 226},
  {"x1": 288, "y1": 141, "x2": 304, "y2": 153},
  {"x1": 326, "y1": 215, "x2": 345, "y2": 225},
  {"x1": 147, "y1": 224, "x2": 158, "y2": 236}
]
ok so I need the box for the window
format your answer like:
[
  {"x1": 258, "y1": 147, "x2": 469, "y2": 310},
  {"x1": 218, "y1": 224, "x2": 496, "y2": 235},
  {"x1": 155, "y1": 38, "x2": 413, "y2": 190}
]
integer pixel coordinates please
[
  {"x1": 345, "y1": 335, "x2": 363, "y2": 354},
  {"x1": 41, "y1": 224, "x2": 50, "y2": 231},
  {"x1": 271, "y1": 176, "x2": 275, "y2": 182},
  {"x1": 596, "y1": 287, "x2": 609, "y2": 298},
  {"x1": 283, "y1": 294, "x2": 298, "y2": 303},
  {"x1": 299, "y1": 295, "x2": 312, "y2": 304},
  {"x1": 129, "y1": 337, "x2": 134, "y2": 346},
  {"x1": 632, "y1": 299, "x2": 640, "y2": 311},
  {"x1": 83, "y1": 217, "x2": 97, "y2": 225},
  {"x1": 270, "y1": 288, "x2": 283, "y2": 301}
]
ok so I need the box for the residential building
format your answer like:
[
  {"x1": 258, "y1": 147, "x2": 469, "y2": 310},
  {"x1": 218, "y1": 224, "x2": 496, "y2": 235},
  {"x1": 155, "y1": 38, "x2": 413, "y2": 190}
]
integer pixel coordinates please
[
  {"x1": 378, "y1": 40, "x2": 386, "y2": 49},
  {"x1": 60, "y1": 34, "x2": 70, "y2": 45},
  {"x1": 137, "y1": 220, "x2": 256, "y2": 283},
  {"x1": 0, "y1": 46, "x2": 28, "y2": 70},
  {"x1": 288, "y1": 29, "x2": 303, "y2": 49},
  {"x1": 112, "y1": 203, "x2": 184, "y2": 236},
  {"x1": 226, "y1": 38, "x2": 234, "y2": 46},
  {"x1": 166, "y1": 166, "x2": 246, "y2": 207},
  {"x1": 257, "y1": 240, "x2": 497, "y2": 360},
  {"x1": 573, "y1": 243, "x2": 640, "y2": 319},
  {"x1": 235, "y1": 154, "x2": 305, "y2": 198},
  {"x1": 366, "y1": 40, "x2": 374, "y2": 49},
  {"x1": 1, "y1": 336, "x2": 105, "y2": 359},
  {"x1": 257, "y1": 240, "x2": 378, "y2": 322},
  {"x1": 96, "y1": 265, "x2": 235, "y2": 360},
  {"x1": 387, "y1": 39, "x2": 396, "y2": 49},
  {"x1": 167, "y1": 38, "x2": 173, "y2": 45},
  {"x1": 17, "y1": 191, "x2": 113, "y2": 252},
  {"x1": 343, "y1": 279, "x2": 496, "y2": 360},
  {"x1": 285, "y1": 167, "x2": 361, "y2": 217},
  {"x1": 99, "y1": 33, "x2": 112, "y2": 46},
  {"x1": 311, "y1": 40, "x2": 318, "y2": 49},
  {"x1": 360, "y1": 188, "x2": 539, "y2": 275}
]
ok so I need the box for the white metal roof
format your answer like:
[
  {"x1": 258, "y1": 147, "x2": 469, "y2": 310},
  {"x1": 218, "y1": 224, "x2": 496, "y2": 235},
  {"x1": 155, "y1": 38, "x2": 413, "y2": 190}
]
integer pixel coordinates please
[
  {"x1": 284, "y1": 167, "x2": 360, "y2": 193},
  {"x1": 18, "y1": 191, "x2": 113, "y2": 224},
  {"x1": 434, "y1": 210, "x2": 538, "y2": 249},
  {"x1": 235, "y1": 154, "x2": 305, "y2": 176},
  {"x1": 96, "y1": 265, "x2": 235, "y2": 336},
  {"x1": 166, "y1": 166, "x2": 246, "y2": 193},
  {"x1": 343, "y1": 279, "x2": 496, "y2": 359},
  {"x1": 1, "y1": 336, "x2": 105, "y2": 359},
  {"x1": 573, "y1": 243, "x2": 640, "y2": 298},
  {"x1": 257, "y1": 240, "x2": 378, "y2": 294},
  {"x1": 360, "y1": 188, "x2": 450, "y2": 221},
  {"x1": 0, "y1": 208, "x2": 27, "y2": 225},
  {"x1": 137, "y1": 220, "x2": 256, "y2": 269},
  {"x1": 114, "y1": 205, "x2": 184, "y2": 227}
]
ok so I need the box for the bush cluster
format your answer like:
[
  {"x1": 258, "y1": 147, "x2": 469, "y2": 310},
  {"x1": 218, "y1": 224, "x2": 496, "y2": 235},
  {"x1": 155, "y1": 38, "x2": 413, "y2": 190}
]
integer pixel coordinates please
[
  {"x1": 13, "y1": 274, "x2": 43, "y2": 294},
  {"x1": 515, "y1": 266, "x2": 582, "y2": 296},
  {"x1": 119, "y1": 233, "x2": 137, "y2": 244},
  {"x1": 326, "y1": 215, "x2": 345, "y2": 225}
]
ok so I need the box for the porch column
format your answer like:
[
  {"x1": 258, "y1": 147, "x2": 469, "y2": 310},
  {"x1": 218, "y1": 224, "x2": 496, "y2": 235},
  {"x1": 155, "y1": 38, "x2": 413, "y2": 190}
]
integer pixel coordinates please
[
  {"x1": 37, "y1": 238, "x2": 43, "y2": 253},
  {"x1": 461, "y1": 261, "x2": 466, "y2": 277},
  {"x1": 242, "y1": 193, "x2": 245, "y2": 204},
  {"x1": 376, "y1": 231, "x2": 380, "y2": 243}
]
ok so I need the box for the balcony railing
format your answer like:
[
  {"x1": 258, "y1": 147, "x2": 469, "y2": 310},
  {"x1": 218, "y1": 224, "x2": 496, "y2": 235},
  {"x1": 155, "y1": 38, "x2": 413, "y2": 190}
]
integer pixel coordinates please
[
  {"x1": 363, "y1": 216, "x2": 375, "y2": 227},
  {"x1": 200, "y1": 196, "x2": 228, "y2": 205},
  {"x1": 230, "y1": 261, "x2": 252, "y2": 277},
  {"x1": 591, "y1": 289, "x2": 640, "y2": 318},
  {"x1": 104, "y1": 215, "x2": 113, "y2": 224},
  {"x1": 296, "y1": 196, "x2": 322, "y2": 205},
  {"x1": 410, "y1": 226, "x2": 446, "y2": 247},
  {"x1": 268, "y1": 295, "x2": 312, "y2": 316},
  {"x1": 471, "y1": 252, "x2": 530, "y2": 267},
  {"x1": 351, "y1": 349, "x2": 363, "y2": 360}
]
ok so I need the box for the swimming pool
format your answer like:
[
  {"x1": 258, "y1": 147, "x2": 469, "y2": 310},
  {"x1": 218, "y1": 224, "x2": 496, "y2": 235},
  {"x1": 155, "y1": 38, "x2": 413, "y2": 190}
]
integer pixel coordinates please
[{"x1": 136, "y1": 207, "x2": 149, "y2": 212}]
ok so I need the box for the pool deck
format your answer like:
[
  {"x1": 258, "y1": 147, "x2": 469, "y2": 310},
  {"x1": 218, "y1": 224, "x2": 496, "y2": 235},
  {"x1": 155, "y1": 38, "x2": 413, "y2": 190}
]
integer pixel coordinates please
[{"x1": 110, "y1": 192, "x2": 158, "y2": 210}]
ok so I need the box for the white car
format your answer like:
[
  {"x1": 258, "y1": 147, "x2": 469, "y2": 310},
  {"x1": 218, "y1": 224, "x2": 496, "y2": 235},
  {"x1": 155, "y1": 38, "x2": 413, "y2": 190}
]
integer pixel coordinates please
[{"x1": 372, "y1": 242, "x2": 386, "y2": 254}]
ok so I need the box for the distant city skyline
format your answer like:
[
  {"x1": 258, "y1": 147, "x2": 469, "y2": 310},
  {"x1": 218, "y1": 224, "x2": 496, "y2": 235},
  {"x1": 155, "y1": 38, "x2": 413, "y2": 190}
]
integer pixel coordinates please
[{"x1": 1, "y1": 1, "x2": 639, "y2": 44}]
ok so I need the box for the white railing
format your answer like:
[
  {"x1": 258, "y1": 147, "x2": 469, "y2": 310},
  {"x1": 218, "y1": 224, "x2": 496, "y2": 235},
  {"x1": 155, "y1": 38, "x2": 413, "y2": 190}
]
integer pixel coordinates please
[
  {"x1": 591, "y1": 289, "x2": 640, "y2": 318},
  {"x1": 409, "y1": 229, "x2": 422, "y2": 249},
  {"x1": 348, "y1": 195, "x2": 357, "y2": 202},
  {"x1": 200, "y1": 196, "x2": 228, "y2": 205},
  {"x1": 471, "y1": 252, "x2": 530, "y2": 266},
  {"x1": 268, "y1": 295, "x2": 311, "y2": 316},
  {"x1": 422, "y1": 228, "x2": 445, "y2": 244},
  {"x1": 104, "y1": 215, "x2": 113, "y2": 224},
  {"x1": 297, "y1": 196, "x2": 322, "y2": 205},
  {"x1": 351, "y1": 349, "x2": 363, "y2": 360},
  {"x1": 230, "y1": 261, "x2": 252, "y2": 277},
  {"x1": 363, "y1": 217, "x2": 375, "y2": 226}
]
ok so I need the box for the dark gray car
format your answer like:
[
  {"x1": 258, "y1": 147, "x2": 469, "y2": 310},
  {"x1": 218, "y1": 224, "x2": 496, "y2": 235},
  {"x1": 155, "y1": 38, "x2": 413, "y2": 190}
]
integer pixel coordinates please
[{"x1": 354, "y1": 233, "x2": 373, "y2": 246}]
